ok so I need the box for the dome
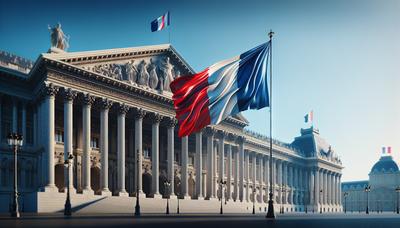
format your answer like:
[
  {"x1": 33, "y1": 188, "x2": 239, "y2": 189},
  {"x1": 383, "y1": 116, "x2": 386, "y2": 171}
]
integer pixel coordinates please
[{"x1": 370, "y1": 156, "x2": 399, "y2": 174}]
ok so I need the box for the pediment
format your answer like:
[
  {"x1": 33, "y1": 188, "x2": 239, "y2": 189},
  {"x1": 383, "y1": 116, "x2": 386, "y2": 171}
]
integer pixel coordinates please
[{"x1": 42, "y1": 44, "x2": 194, "y2": 92}]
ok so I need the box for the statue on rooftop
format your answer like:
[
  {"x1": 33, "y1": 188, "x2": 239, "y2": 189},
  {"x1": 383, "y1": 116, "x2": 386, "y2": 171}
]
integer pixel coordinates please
[{"x1": 48, "y1": 23, "x2": 69, "y2": 50}]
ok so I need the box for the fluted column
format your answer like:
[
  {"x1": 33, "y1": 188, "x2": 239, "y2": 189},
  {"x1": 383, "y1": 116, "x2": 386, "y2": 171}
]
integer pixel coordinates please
[
  {"x1": 117, "y1": 103, "x2": 129, "y2": 196},
  {"x1": 327, "y1": 171, "x2": 332, "y2": 206},
  {"x1": 150, "y1": 113, "x2": 162, "y2": 198},
  {"x1": 63, "y1": 89, "x2": 76, "y2": 191},
  {"x1": 181, "y1": 136, "x2": 190, "y2": 199},
  {"x1": 252, "y1": 152, "x2": 256, "y2": 203},
  {"x1": 205, "y1": 127, "x2": 215, "y2": 199},
  {"x1": 237, "y1": 136, "x2": 244, "y2": 202},
  {"x1": 134, "y1": 108, "x2": 146, "y2": 196},
  {"x1": 217, "y1": 131, "x2": 225, "y2": 199},
  {"x1": 338, "y1": 174, "x2": 342, "y2": 207},
  {"x1": 100, "y1": 99, "x2": 112, "y2": 195},
  {"x1": 288, "y1": 165, "x2": 293, "y2": 204},
  {"x1": 195, "y1": 132, "x2": 203, "y2": 199},
  {"x1": 82, "y1": 94, "x2": 94, "y2": 194},
  {"x1": 245, "y1": 150, "x2": 250, "y2": 202},
  {"x1": 335, "y1": 174, "x2": 339, "y2": 205},
  {"x1": 259, "y1": 155, "x2": 263, "y2": 203},
  {"x1": 42, "y1": 84, "x2": 58, "y2": 192},
  {"x1": 234, "y1": 142, "x2": 240, "y2": 201},
  {"x1": 277, "y1": 160, "x2": 282, "y2": 203},
  {"x1": 309, "y1": 169, "x2": 314, "y2": 206},
  {"x1": 226, "y1": 143, "x2": 232, "y2": 201},
  {"x1": 314, "y1": 168, "x2": 319, "y2": 206},
  {"x1": 265, "y1": 156, "x2": 269, "y2": 200},
  {"x1": 167, "y1": 118, "x2": 177, "y2": 198}
]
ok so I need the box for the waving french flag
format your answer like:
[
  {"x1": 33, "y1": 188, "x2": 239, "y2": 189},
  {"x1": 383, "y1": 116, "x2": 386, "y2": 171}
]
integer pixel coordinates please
[
  {"x1": 151, "y1": 11, "x2": 170, "y2": 32},
  {"x1": 171, "y1": 42, "x2": 271, "y2": 137}
]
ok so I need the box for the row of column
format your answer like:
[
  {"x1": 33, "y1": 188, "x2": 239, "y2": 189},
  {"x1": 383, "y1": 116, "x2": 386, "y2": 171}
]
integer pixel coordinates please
[{"x1": 311, "y1": 168, "x2": 342, "y2": 206}]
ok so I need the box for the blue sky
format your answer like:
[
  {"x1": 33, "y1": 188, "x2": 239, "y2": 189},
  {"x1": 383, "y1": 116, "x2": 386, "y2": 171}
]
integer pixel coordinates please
[{"x1": 1, "y1": 0, "x2": 399, "y2": 181}]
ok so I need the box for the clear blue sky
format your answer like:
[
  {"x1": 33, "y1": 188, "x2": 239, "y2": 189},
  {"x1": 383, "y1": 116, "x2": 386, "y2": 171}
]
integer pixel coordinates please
[{"x1": 1, "y1": 0, "x2": 399, "y2": 181}]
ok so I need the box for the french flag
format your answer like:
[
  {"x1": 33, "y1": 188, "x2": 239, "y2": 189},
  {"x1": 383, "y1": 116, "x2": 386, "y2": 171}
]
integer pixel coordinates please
[
  {"x1": 170, "y1": 42, "x2": 271, "y2": 137},
  {"x1": 151, "y1": 11, "x2": 170, "y2": 32}
]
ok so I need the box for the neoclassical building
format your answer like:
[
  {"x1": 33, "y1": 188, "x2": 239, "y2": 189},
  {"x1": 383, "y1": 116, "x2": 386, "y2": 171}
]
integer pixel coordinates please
[
  {"x1": 0, "y1": 45, "x2": 343, "y2": 213},
  {"x1": 342, "y1": 154, "x2": 400, "y2": 212}
]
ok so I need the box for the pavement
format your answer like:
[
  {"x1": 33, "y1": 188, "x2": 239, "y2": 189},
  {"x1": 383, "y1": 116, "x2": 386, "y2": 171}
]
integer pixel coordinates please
[{"x1": 0, "y1": 212, "x2": 400, "y2": 228}]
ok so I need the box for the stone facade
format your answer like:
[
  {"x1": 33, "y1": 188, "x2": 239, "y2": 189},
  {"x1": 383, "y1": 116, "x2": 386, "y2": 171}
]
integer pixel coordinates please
[{"x1": 0, "y1": 45, "x2": 343, "y2": 213}]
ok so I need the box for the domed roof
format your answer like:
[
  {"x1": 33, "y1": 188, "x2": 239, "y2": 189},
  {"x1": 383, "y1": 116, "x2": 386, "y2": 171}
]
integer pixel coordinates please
[{"x1": 370, "y1": 156, "x2": 399, "y2": 174}]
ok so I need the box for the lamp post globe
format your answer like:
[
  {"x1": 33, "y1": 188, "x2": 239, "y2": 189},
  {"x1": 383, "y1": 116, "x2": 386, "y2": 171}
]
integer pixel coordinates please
[
  {"x1": 364, "y1": 185, "x2": 371, "y2": 214},
  {"x1": 164, "y1": 180, "x2": 171, "y2": 215}
]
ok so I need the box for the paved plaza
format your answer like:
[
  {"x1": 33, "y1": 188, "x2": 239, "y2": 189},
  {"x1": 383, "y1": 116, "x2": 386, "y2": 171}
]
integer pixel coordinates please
[{"x1": 1, "y1": 213, "x2": 400, "y2": 228}]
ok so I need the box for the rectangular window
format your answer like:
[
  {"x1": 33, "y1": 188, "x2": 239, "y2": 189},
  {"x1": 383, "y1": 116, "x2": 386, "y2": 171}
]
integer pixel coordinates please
[
  {"x1": 55, "y1": 130, "x2": 64, "y2": 143},
  {"x1": 90, "y1": 137, "x2": 99, "y2": 149}
]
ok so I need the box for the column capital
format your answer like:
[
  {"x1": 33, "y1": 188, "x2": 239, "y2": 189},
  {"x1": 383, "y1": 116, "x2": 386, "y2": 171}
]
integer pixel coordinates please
[
  {"x1": 99, "y1": 98, "x2": 113, "y2": 110},
  {"x1": 226, "y1": 132, "x2": 237, "y2": 142},
  {"x1": 166, "y1": 117, "x2": 178, "y2": 128},
  {"x1": 63, "y1": 88, "x2": 77, "y2": 101},
  {"x1": 82, "y1": 93, "x2": 95, "y2": 106},
  {"x1": 41, "y1": 82, "x2": 59, "y2": 97},
  {"x1": 149, "y1": 112, "x2": 163, "y2": 124},
  {"x1": 215, "y1": 130, "x2": 227, "y2": 139},
  {"x1": 235, "y1": 135, "x2": 245, "y2": 144},
  {"x1": 133, "y1": 108, "x2": 147, "y2": 119},
  {"x1": 117, "y1": 103, "x2": 130, "y2": 115},
  {"x1": 202, "y1": 127, "x2": 216, "y2": 137}
]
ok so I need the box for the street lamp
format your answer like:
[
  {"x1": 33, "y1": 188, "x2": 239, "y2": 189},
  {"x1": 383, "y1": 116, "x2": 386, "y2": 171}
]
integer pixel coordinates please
[
  {"x1": 176, "y1": 179, "x2": 181, "y2": 214},
  {"x1": 219, "y1": 179, "x2": 226, "y2": 214},
  {"x1": 365, "y1": 185, "x2": 371, "y2": 214},
  {"x1": 7, "y1": 133, "x2": 23, "y2": 218},
  {"x1": 319, "y1": 189, "x2": 323, "y2": 214},
  {"x1": 395, "y1": 186, "x2": 400, "y2": 214},
  {"x1": 343, "y1": 192, "x2": 349, "y2": 214},
  {"x1": 64, "y1": 154, "x2": 74, "y2": 216},
  {"x1": 252, "y1": 188, "x2": 257, "y2": 214},
  {"x1": 280, "y1": 185, "x2": 286, "y2": 214},
  {"x1": 135, "y1": 149, "x2": 141, "y2": 217},
  {"x1": 164, "y1": 180, "x2": 171, "y2": 215}
]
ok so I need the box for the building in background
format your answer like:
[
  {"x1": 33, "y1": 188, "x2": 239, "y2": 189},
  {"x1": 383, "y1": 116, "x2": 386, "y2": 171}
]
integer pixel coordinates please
[{"x1": 341, "y1": 153, "x2": 400, "y2": 212}]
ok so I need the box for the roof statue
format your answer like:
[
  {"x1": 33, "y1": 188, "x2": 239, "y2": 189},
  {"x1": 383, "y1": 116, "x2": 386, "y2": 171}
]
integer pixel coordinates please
[{"x1": 48, "y1": 23, "x2": 69, "y2": 51}]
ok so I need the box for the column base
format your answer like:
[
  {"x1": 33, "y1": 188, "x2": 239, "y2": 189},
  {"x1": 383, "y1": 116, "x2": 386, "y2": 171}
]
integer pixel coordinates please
[
  {"x1": 169, "y1": 194, "x2": 177, "y2": 200},
  {"x1": 101, "y1": 189, "x2": 112, "y2": 196},
  {"x1": 117, "y1": 190, "x2": 129, "y2": 197},
  {"x1": 153, "y1": 193, "x2": 162, "y2": 199},
  {"x1": 196, "y1": 196, "x2": 204, "y2": 200},
  {"x1": 41, "y1": 185, "x2": 58, "y2": 192},
  {"x1": 136, "y1": 192, "x2": 147, "y2": 198},
  {"x1": 208, "y1": 197, "x2": 218, "y2": 201},
  {"x1": 82, "y1": 188, "x2": 94, "y2": 195},
  {"x1": 181, "y1": 195, "x2": 191, "y2": 200}
]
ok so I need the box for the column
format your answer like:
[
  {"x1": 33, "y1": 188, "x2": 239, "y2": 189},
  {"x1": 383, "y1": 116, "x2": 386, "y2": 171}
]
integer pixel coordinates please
[
  {"x1": 324, "y1": 170, "x2": 328, "y2": 205},
  {"x1": 116, "y1": 104, "x2": 129, "y2": 196},
  {"x1": 237, "y1": 136, "x2": 244, "y2": 202},
  {"x1": 335, "y1": 174, "x2": 339, "y2": 205},
  {"x1": 234, "y1": 145, "x2": 239, "y2": 201},
  {"x1": 288, "y1": 165, "x2": 293, "y2": 204},
  {"x1": 181, "y1": 136, "x2": 190, "y2": 199},
  {"x1": 327, "y1": 171, "x2": 331, "y2": 206},
  {"x1": 217, "y1": 131, "x2": 225, "y2": 199},
  {"x1": 100, "y1": 99, "x2": 112, "y2": 195},
  {"x1": 226, "y1": 143, "x2": 232, "y2": 201},
  {"x1": 245, "y1": 150, "x2": 250, "y2": 202},
  {"x1": 259, "y1": 155, "x2": 263, "y2": 203},
  {"x1": 63, "y1": 89, "x2": 76, "y2": 191},
  {"x1": 339, "y1": 174, "x2": 342, "y2": 207},
  {"x1": 42, "y1": 84, "x2": 58, "y2": 192},
  {"x1": 299, "y1": 168, "x2": 303, "y2": 205},
  {"x1": 252, "y1": 153, "x2": 256, "y2": 203},
  {"x1": 310, "y1": 169, "x2": 315, "y2": 206},
  {"x1": 195, "y1": 132, "x2": 203, "y2": 199},
  {"x1": 205, "y1": 127, "x2": 215, "y2": 199},
  {"x1": 277, "y1": 160, "x2": 282, "y2": 204},
  {"x1": 22, "y1": 102, "x2": 26, "y2": 144},
  {"x1": 12, "y1": 100, "x2": 17, "y2": 133},
  {"x1": 265, "y1": 156, "x2": 270, "y2": 201},
  {"x1": 134, "y1": 108, "x2": 146, "y2": 196},
  {"x1": 314, "y1": 168, "x2": 319, "y2": 206},
  {"x1": 82, "y1": 94, "x2": 94, "y2": 194},
  {"x1": 283, "y1": 162, "x2": 288, "y2": 204},
  {"x1": 150, "y1": 113, "x2": 162, "y2": 198},
  {"x1": 167, "y1": 117, "x2": 177, "y2": 198}
]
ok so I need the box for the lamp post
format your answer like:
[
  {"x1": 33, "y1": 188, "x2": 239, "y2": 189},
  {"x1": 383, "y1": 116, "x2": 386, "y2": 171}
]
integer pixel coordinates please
[
  {"x1": 365, "y1": 185, "x2": 371, "y2": 214},
  {"x1": 395, "y1": 186, "x2": 400, "y2": 214},
  {"x1": 319, "y1": 189, "x2": 323, "y2": 214},
  {"x1": 343, "y1": 192, "x2": 349, "y2": 214},
  {"x1": 7, "y1": 133, "x2": 23, "y2": 218},
  {"x1": 134, "y1": 149, "x2": 141, "y2": 217},
  {"x1": 219, "y1": 179, "x2": 226, "y2": 214},
  {"x1": 64, "y1": 154, "x2": 74, "y2": 216},
  {"x1": 252, "y1": 188, "x2": 257, "y2": 214},
  {"x1": 164, "y1": 180, "x2": 171, "y2": 215}
]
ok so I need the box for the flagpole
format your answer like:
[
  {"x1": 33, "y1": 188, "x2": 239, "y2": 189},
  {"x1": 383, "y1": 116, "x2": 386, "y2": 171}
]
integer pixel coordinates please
[
  {"x1": 266, "y1": 29, "x2": 275, "y2": 219},
  {"x1": 168, "y1": 10, "x2": 171, "y2": 44}
]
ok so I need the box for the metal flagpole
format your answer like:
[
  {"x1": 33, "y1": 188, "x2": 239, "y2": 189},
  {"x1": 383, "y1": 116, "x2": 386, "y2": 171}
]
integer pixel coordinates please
[
  {"x1": 168, "y1": 10, "x2": 171, "y2": 44},
  {"x1": 266, "y1": 29, "x2": 275, "y2": 219}
]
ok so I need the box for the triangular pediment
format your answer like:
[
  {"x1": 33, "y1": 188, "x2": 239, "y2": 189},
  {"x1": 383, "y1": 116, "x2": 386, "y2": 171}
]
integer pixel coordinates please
[{"x1": 42, "y1": 44, "x2": 194, "y2": 92}]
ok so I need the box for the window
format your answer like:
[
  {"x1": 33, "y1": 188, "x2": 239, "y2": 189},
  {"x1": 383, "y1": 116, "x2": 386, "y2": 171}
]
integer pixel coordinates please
[
  {"x1": 55, "y1": 130, "x2": 64, "y2": 143},
  {"x1": 91, "y1": 137, "x2": 99, "y2": 149},
  {"x1": 143, "y1": 148, "x2": 150, "y2": 158}
]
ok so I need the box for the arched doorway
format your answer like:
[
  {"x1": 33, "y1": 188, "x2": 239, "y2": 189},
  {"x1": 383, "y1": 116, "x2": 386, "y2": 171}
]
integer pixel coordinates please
[
  {"x1": 142, "y1": 173, "x2": 152, "y2": 197},
  {"x1": 55, "y1": 164, "x2": 64, "y2": 192},
  {"x1": 91, "y1": 167, "x2": 101, "y2": 194}
]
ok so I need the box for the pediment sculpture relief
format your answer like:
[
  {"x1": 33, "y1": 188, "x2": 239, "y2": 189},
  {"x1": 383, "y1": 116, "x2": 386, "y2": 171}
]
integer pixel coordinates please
[{"x1": 83, "y1": 56, "x2": 184, "y2": 92}]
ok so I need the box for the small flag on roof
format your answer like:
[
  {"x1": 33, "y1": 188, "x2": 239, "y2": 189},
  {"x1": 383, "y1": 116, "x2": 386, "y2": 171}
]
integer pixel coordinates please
[
  {"x1": 151, "y1": 11, "x2": 170, "y2": 32},
  {"x1": 304, "y1": 110, "x2": 313, "y2": 123}
]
